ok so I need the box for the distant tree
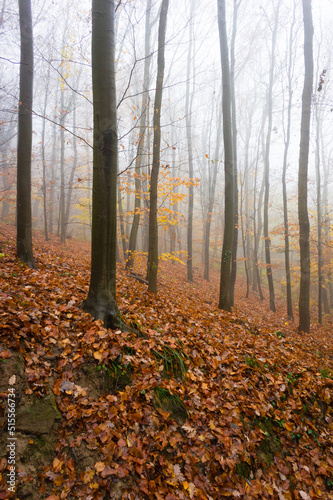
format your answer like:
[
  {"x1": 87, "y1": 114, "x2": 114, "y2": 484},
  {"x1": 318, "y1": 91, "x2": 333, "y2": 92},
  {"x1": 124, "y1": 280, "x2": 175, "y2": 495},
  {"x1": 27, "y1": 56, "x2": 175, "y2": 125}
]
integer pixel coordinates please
[
  {"x1": 263, "y1": 0, "x2": 281, "y2": 314},
  {"x1": 230, "y1": 0, "x2": 241, "y2": 306},
  {"x1": 298, "y1": 0, "x2": 313, "y2": 333},
  {"x1": 126, "y1": 0, "x2": 152, "y2": 271},
  {"x1": 83, "y1": 0, "x2": 120, "y2": 327},
  {"x1": 217, "y1": 0, "x2": 234, "y2": 311},
  {"x1": 185, "y1": 0, "x2": 195, "y2": 283},
  {"x1": 16, "y1": 0, "x2": 35, "y2": 268},
  {"x1": 281, "y1": 3, "x2": 297, "y2": 322},
  {"x1": 147, "y1": 0, "x2": 169, "y2": 294}
]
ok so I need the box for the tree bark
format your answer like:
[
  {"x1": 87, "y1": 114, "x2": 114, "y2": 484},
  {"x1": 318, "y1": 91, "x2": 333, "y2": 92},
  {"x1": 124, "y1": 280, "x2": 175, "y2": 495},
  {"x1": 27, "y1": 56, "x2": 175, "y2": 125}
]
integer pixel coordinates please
[
  {"x1": 147, "y1": 0, "x2": 169, "y2": 294},
  {"x1": 17, "y1": 0, "x2": 35, "y2": 268},
  {"x1": 217, "y1": 0, "x2": 234, "y2": 312},
  {"x1": 83, "y1": 0, "x2": 120, "y2": 328},
  {"x1": 298, "y1": 0, "x2": 313, "y2": 333}
]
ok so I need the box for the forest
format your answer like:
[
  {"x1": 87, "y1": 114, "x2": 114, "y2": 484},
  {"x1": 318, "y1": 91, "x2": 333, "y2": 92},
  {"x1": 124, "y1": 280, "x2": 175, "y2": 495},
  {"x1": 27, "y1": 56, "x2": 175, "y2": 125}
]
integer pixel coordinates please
[{"x1": 0, "y1": 0, "x2": 333, "y2": 499}]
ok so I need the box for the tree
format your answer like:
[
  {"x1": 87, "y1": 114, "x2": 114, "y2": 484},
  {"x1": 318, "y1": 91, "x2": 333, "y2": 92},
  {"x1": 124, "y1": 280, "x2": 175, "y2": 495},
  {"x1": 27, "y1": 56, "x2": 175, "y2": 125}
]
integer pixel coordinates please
[
  {"x1": 230, "y1": 0, "x2": 241, "y2": 306},
  {"x1": 147, "y1": 0, "x2": 169, "y2": 294},
  {"x1": 263, "y1": 0, "x2": 281, "y2": 314},
  {"x1": 16, "y1": 0, "x2": 35, "y2": 268},
  {"x1": 126, "y1": 0, "x2": 152, "y2": 271},
  {"x1": 217, "y1": 0, "x2": 234, "y2": 312},
  {"x1": 185, "y1": 0, "x2": 195, "y2": 283},
  {"x1": 83, "y1": 0, "x2": 120, "y2": 327},
  {"x1": 281, "y1": 2, "x2": 297, "y2": 322},
  {"x1": 298, "y1": 0, "x2": 313, "y2": 333}
]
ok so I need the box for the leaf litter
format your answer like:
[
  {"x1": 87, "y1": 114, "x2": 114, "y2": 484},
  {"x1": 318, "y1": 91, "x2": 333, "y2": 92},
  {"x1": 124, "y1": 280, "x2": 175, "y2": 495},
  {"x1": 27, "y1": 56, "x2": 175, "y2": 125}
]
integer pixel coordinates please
[{"x1": 0, "y1": 226, "x2": 332, "y2": 499}]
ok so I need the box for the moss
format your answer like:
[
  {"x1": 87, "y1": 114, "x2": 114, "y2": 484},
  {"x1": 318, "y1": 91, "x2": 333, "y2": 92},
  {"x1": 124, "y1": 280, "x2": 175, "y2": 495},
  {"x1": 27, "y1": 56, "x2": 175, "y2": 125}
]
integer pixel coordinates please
[
  {"x1": 153, "y1": 387, "x2": 188, "y2": 425},
  {"x1": 252, "y1": 417, "x2": 283, "y2": 465},
  {"x1": 236, "y1": 461, "x2": 252, "y2": 479},
  {"x1": 16, "y1": 393, "x2": 62, "y2": 435}
]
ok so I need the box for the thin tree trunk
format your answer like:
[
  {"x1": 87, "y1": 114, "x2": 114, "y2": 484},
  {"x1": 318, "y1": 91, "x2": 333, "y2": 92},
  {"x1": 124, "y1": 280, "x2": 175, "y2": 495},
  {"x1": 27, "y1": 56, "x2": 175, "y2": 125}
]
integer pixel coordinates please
[
  {"x1": 185, "y1": 1, "x2": 195, "y2": 283},
  {"x1": 204, "y1": 109, "x2": 221, "y2": 281},
  {"x1": 282, "y1": 5, "x2": 296, "y2": 321},
  {"x1": 59, "y1": 72, "x2": 66, "y2": 243},
  {"x1": 41, "y1": 63, "x2": 51, "y2": 241},
  {"x1": 126, "y1": 0, "x2": 152, "y2": 270},
  {"x1": 230, "y1": 0, "x2": 241, "y2": 306},
  {"x1": 217, "y1": 0, "x2": 234, "y2": 312},
  {"x1": 315, "y1": 107, "x2": 322, "y2": 324},
  {"x1": 298, "y1": 0, "x2": 313, "y2": 333},
  {"x1": 147, "y1": 0, "x2": 169, "y2": 294},
  {"x1": 263, "y1": 0, "x2": 280, "y2": 313},
  {"x1": 63, "y1": 95, "x2": 78, "y2": 240},
  {"x1": 17, "y1": 0, "x2": 35, "y2": 268}
]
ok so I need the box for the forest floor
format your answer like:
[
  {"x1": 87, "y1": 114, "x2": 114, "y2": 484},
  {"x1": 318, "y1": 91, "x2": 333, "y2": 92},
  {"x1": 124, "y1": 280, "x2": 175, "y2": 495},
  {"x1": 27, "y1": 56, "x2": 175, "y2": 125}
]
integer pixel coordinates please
[{"x1": 0, "y1": 225, "x2": 333, "y2": 500}]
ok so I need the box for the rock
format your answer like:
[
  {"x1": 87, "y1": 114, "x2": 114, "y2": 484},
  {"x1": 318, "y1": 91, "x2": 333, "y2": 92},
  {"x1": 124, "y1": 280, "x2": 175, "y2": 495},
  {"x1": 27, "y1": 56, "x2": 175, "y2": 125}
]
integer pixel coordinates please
[{"x1": 16, "y1": 392, "x2": 62, "y2": 434}]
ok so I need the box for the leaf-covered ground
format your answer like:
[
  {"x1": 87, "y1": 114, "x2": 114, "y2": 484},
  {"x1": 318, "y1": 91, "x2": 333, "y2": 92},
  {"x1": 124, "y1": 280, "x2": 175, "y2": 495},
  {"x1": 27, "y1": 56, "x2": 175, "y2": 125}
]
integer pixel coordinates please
[{"x1": 0, "y1": 226, "x2": 333, "y2": 500}]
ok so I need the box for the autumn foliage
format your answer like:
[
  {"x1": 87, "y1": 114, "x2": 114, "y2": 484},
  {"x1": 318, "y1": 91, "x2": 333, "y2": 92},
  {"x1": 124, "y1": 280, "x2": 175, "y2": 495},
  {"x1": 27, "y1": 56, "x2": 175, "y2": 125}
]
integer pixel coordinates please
[{"x1": 0, "y1": 226, "x2": 333, "y2": 499}]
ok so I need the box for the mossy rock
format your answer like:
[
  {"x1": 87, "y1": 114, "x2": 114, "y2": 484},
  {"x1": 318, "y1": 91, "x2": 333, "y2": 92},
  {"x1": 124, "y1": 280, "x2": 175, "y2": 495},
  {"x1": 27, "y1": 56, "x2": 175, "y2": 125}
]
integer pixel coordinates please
[{"x1": 16, "y1": 392, "x2": 62, "y2": 434}]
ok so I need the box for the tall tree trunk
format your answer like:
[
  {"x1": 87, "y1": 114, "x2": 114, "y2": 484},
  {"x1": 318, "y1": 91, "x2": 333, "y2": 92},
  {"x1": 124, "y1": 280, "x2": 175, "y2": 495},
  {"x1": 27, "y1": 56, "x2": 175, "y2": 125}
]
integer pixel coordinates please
[
  {"x1": 59, "y1": 71, "x2": 66, "y2": 243},
  {"x1": 204, "y1": 109, "x2": 221, "y2": 281},
  {"x1": 17, "y1": 0, "x2": 35, "y2": 268},
  {"x1": 230, "y1": 0, "x2": 241, "y2": 306},
  {"x1": 315, "y1": 106, "x2": 322, "y2": 324},
  {"x1": 185, "y1": 1, "x2": 195, "y2": 282},
  {"x1": 147, "y1": 0, "x2": 169, "y2": 294},
  {"x1": 217, "y1": 0, "x2": 234, "y2": 312},
  {"x1": 41, "y1": 63, "x2": 51, "y2": 242},
  {"x1": 118, "y1": 180, "x2": 127, "y2": 259},
  {"x1": 63, "y1": 94, "x2": 78, "y2": 239},
  {"x1": 126, "y1": 0, "x2": 152, "y2": 270},
  {"x1": 263, "y1": 0, "x2": 280, "y2": 313},
  {"x1": 83, "y1": 0, "x2": 120, "y2": 328},
  {"x1": 48, "y1": 104, "x2": 58, "y2": 235},
  {"x1": 282, "y1": 5, "x2": 296, "y2": 321},
  {"x1": 298, "y1": 0, "x2": 313, "y2": 333}
]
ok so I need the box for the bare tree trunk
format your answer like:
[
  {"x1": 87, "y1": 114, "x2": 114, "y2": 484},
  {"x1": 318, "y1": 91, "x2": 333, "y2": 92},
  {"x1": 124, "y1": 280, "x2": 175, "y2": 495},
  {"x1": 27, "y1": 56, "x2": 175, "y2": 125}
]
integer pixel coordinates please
[
  {"x1": 126, "y1": 0, "x2": 152, "y2": 270},
  {"x1": 204, "y1": 109, "x2": 221, "y2": 281},
  {"x1": 315, "y1": 106, "x2": 322, "y2": 324},
  {"x1": 147, "y1": 0, "x2": 169, "y2": 294},
  {"x1": 230, "y1": 0, "x2": 241, "y2": 306},
  {"x1": 185, "y1": 1, "x2": 195, "y2": 282},
  {"x1": 263, "y1": 0, "x2": 281, "y2": 313},
  {"x1": 59, "y1": 72, "x2": 66, "y2": 243},
  {"x1": 17, "y1": 0, "x2": 35, "y2": 268},
  {"x1": 282, "y1": 4, "x2": 296, "y2": 321},
  {"x1": 217, "y1": 0, "x2": 234, "y2": 312},
  {"x1": 63, "y1": 94, "x2": 78, "y2": 240},
  {"x1": 48, "y1": 104, "x2": 57, "y2": 235},
  {"x1": 298, "y1": 0, "x2": 313, "y2": 333},
  {"x1": 83, "y1": 0, "x2": 120, "y2": 328},
  {"x1": 41, "y1": 63, "x2": 51, "y2": 241}
]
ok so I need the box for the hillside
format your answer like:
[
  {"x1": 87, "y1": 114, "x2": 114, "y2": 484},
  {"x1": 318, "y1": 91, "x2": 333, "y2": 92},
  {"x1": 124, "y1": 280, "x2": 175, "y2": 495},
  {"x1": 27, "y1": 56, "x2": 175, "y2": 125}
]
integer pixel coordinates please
[{"x1": 0, "y1": 226, "x2": 333, "y2": 500}]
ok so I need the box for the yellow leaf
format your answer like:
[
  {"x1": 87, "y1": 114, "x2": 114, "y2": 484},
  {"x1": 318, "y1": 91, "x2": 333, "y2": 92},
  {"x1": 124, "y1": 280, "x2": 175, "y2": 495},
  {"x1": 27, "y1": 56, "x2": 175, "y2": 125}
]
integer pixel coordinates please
[
  {"x1": 183, "y1": 481, "x2": 189, "y2": 490},
  {"x1": 284, "y1": 422, "x2": 293, "y2": 432},
  {"x1": 54, "y1": 475, "x2": 64, "y2": 486},
  {"x1": 93, "y1": 351, "x2": 103, "y2": 361},
  {"x1": 83, "y1": 469, "x2": 95, "y2": 484}
]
